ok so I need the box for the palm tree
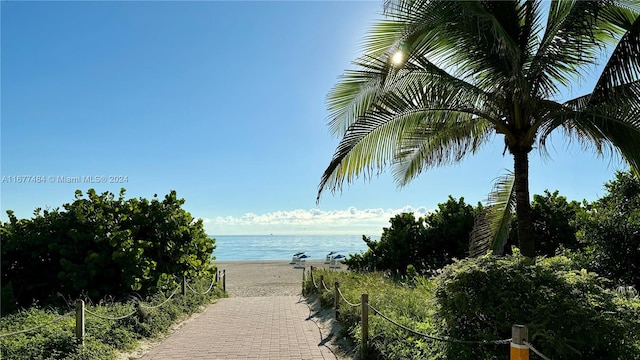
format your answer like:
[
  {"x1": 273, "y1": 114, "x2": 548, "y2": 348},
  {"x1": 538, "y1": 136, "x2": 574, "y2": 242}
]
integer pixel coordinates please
[{"x1": 317, "y1": 0, "x2": 640, "y2": 257}]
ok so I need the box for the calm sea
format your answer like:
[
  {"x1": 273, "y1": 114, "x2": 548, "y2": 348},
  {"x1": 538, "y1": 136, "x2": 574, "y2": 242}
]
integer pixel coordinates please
[{"x1": 210, "y1": 235, "x2": 376, "y2": 261}]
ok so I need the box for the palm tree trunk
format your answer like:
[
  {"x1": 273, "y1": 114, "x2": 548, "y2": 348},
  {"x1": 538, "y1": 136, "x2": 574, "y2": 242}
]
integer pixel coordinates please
[{"x1": 513, "y1": 148, "x2": 535, "y2": 257}]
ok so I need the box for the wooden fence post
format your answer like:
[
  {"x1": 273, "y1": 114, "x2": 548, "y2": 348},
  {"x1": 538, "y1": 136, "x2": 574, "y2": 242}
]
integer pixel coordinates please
[
  {"x1": 361, "y1": 293, "x2": 369, "y2": 356},
  {"x1": 215, "y1": 270, "x2": 219, "y2": 283},
  {"x1": 319, "y1": 275, "x2": 324, "y2": 292},
  {"x1": 222, "y1": 270, "x2": 226, "y2": 292},
  {"x1": 182, "y1": 275, "x2": 187, "y2": 296},
  {"x1": 302, "y1": 267, "x2": 306, "y2": 295},
  {"x1": 334, "y1": 281, "x2": 340, "y2": 321},
  {"x1": 75, "y1": 300, "x2": 85, "y2": 345},
  {"x1": 510, "y1": 324, "x2": 529, "y2": 360}
]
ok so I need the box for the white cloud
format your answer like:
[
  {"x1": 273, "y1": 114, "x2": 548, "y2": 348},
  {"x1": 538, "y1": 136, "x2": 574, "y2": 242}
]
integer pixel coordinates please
[{"x1": 202, "y1": 206, "x2": 431, "y2": 235}]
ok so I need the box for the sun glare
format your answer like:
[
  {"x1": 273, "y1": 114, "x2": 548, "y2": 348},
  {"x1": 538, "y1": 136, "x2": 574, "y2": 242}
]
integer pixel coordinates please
[{"x1": 391, "y1": 50, "x2": 405, "y2": 65}]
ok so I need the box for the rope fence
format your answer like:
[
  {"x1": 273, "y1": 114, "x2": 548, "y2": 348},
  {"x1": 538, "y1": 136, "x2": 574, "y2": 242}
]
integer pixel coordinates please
[
  {"x1": 367, "y1": 303, "x2": 511, "y2": 345},
  {"x1": 305, "y1": 265, "x2": 552, "y2": 360},
  {"x1": 337, "y1": 287, "x2": 360, "y2": 307},
  {"x1": 320, "y1": 277, "x2": 332, "y2": 292},
  {"x1": 525, "y1": 340, "x2": 552, "y2": 360},
  {"x1": 139, "y1": 286, "x2": 182, "y2": 310},
  {"x1": 84, "y1": 307, "x2": 138, "y2": 321},
  {"x1": 185, "y1": 276, "x2": 217, "y2": 295},
  {"x1": 310, "y1": 266, "x2": 319, "y2": 290},
  {"x1": 0, "y1": 270, "x2": 225, "y2": 345},
  {"x1": 0, "y1": 311, "x2": 75, "y2": 339}
]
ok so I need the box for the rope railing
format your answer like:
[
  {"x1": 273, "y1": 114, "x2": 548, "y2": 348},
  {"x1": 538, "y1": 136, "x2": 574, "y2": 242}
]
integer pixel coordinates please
[
  {"x1": 303, "y1": 267, "x2": 550, "y2": 359},
  {"x1": 139, "y1": 285, "x2": 182, "y2": 310},
  {"x1": 310, "y1": 267, "x2": 319, "y2": 290},
  {"x1": 524, "y1": 340, "x2": 552, "y2": 360},
  {"x1": 0, "y1": 311, "x2": 74, "y2": 338},
  {"x1": 185, "y1": 276, "x2": 217, "y2": 295},
  {"x1": 337, "y1": 287, "x2": 360, "y2": 308},
  {"x1": 320, "y1": 278, "x2": 331, "y2": 292},
  {"x1": 367, "y1": 303, "x2": 511, "y2": 345},
  {"x1": 0, "y1": 271, "x2": 224, "y2": 344},
  {"x1": 85, "y1": 307, "x2": 138, "y2": 321}
]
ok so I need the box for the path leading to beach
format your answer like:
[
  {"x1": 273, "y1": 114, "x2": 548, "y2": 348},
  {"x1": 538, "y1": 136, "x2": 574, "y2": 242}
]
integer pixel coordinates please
[{"x1": 136, "y1": 261, "x2": 343, "y2": 360}]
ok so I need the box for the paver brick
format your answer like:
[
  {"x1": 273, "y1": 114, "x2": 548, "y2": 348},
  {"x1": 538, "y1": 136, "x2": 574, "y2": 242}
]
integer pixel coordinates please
[{"x1": 140, "y1": 296, "x2": 336, "y2": 360}]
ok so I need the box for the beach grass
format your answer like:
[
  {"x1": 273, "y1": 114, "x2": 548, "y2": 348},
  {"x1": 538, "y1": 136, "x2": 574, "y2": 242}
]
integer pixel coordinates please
[{"x1": 0, "y1": 276, "x2": 224, "y2": 360}]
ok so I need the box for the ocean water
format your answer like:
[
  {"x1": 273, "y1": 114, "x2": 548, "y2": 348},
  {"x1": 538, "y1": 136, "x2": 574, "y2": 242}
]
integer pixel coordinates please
[{"x1": 210, "y1": 235, "x2": 376, "y2": 261}]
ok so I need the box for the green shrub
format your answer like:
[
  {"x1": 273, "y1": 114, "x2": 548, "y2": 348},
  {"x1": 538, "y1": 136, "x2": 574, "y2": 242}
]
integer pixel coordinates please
[
  {"x1": 307, "y1": 254, "x2": 640, "y2": 360},
  {"x1": 576, "y1": 171, "x2": 640, "y2": 290},
  {"x1": 1, "y1": 189, "x2": 216, "y2": 311},
  {"x1": 345, "y1": 196, "x2": 475, "y2": 275},
  {"x1": 0, "y1": 275, "x2": 224, "y2": 360},
  {"x1": 305, "y1": 268, "x2": 438, "y2": 359},
  {"x1": 434, "y1": 251, "x2": 640, "y2": 359}
]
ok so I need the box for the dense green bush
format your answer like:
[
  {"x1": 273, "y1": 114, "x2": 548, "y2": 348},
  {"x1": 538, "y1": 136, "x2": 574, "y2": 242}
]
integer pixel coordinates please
[
  {"x1": 530, "y1": 190, "x2": 583, "y2": 256},
  {"x1": 434, "y1": 252, "x2": 640, "y2": 360},
  {"x1": 307, "y1": 254, "x2": 640, "y2": 360},
  {"x1": 1, "y1": 189, "x2": 215, "y2": 311},
  {"x1": 576, "y1": 171, "x2": 640, "y2": 290},
  {"x1": 345, "y1": 196, "x2": 475, "y2": 274},
  {"x1": 502, "y1": 189, "x2": 585, "y2": 257}
]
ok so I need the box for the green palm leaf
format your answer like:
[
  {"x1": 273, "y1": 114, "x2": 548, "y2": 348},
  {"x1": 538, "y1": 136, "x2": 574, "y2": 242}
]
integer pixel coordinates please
[
  {"x1": 469, "y1": 171, "x2": 516, "y2": 257},
  {"x1": 319, "y1": 0, "x2": 640, "y2": 257}
]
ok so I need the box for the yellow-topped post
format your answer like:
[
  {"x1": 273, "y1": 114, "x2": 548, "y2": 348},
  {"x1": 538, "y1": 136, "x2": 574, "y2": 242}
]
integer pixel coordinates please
[{"x1": 510, "y1": 324, "x2": 529, "y2": 360}]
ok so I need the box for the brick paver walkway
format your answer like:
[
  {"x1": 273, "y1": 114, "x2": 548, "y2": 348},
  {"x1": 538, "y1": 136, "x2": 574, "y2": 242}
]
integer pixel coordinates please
[{"x1": 140, "y1": 296, "x2": 336, "y2": 360}]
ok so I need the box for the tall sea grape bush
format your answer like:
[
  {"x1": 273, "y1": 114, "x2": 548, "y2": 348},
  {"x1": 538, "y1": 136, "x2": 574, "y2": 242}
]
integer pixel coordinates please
[
  {"x1": 507, "y1": 190, "x2": 584, "y2": 256},
  {"x1": 1, "y1": 189, "x2": 215, "y2": 311}
]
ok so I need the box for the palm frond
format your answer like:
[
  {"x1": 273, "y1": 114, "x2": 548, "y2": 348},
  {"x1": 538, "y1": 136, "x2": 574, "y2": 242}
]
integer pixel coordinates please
[
  {"x1": 591, "y1": 10, "x2": 640, "y2": 101},
  {"x1": 317, "y1": 110, "x2": 414, "y2": 201},
  {"x1": 537, "y1": 80, "x2": 640, "y2": 173},
  {"x1": 392, "y1": 113, "x2": 494, "y2": 186},
  {"x1": 529, "y1": 0, "x2": 626, "y2": 99},
  {"x1": 317, "y1": 107, "x2": 493, "y2": 201},
  {"x1": 566, "y1": 100, "x2": 640, "y2": 172},
  {"x1": 326, "y1": 57, "x2": 389, "y2": 137},
  {"x1": 319, "y1": 43, "x2": 504, "y2": 201},
  {"x1": 469, "y1": 171, "x2": 516, "y2": 257}
]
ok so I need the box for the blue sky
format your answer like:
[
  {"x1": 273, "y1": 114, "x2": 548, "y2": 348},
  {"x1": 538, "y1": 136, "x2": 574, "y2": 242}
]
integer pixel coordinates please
[{"x1": 1, "y1": 1, "x2": 627, "y2": 236}]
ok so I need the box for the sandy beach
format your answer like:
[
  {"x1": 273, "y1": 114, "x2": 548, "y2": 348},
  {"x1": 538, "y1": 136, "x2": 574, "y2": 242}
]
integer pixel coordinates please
[{"x1": 213, "y1": 260, "x2": 332, "y2": 297}]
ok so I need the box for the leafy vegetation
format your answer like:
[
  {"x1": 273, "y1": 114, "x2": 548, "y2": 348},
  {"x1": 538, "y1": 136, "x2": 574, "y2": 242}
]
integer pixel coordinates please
[
  {"x1": 503, "y1": 190, "x2": 584, "y2": 257},
  {"x1": 317, "y1": 0, "x2": 640, "y2": 257},
  {"x1": 348, "y1": 170, "x2": 640, "y2": 290},
  {"x1": 0, "y1": 276, "x2": 225, "y2": 360},
  {"x1": 1, "y1": 189, "x2": 215, "y2": 312},
  {"x1": 344, "y1": 196, "x2": 475, "y2": 274},
  {"x1": 308, "y1": 254, "x2": 640, "y2": 360},
  {"x1": 435, "y1": 252, "x2": 640, "y2": 360},
  {"x1": 320, "y1": 169, "x2": 640, "y2": 359},
  {"x1": 575, "y1": 171, "x2": 640, "y2": 290}
]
